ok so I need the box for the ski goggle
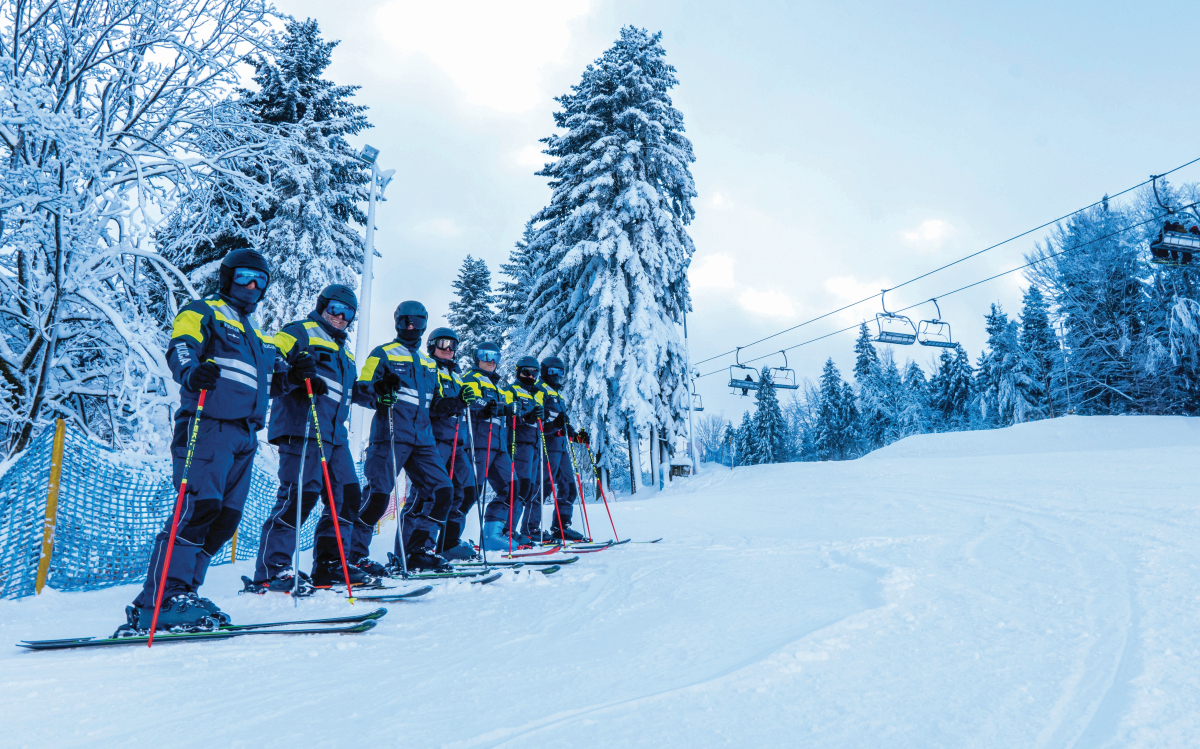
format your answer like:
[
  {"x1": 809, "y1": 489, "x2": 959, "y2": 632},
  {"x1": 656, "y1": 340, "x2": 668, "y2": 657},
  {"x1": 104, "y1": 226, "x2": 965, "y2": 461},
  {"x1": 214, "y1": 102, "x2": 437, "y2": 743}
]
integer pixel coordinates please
[
  {"x1": 324, "y1": 300, "x2": 355, "y2": 321},
  {"x1": 397, "y1": 315, "x2": 426, "y2": 330},
  {"x1": 232, "y1": 268, "x2": 269, "y2": 288},
  {"x1": 517, "y1": 367, "x2": 538, "y2": 378},
  {"x1": 546, "y1": 367, "x2": 565, "y2": 378},
  {"x1": 476, "y1": 349, "x2": 500, "y2": 363},
  {"x1": 433, "y1": 337, "x2": 457, "y2": 352}
]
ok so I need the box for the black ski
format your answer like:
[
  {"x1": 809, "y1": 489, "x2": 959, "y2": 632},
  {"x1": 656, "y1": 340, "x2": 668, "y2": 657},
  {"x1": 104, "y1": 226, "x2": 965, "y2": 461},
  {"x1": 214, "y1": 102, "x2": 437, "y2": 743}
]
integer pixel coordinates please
[
  {"x1": 472, "y1": 571, "x2": 503, "y2": 585},
  {"x1": 632, "y1": 538, "x2": 662, "y2": 544},
  {"x1": 352, "y1": 585, "x2": 437, "y2": 602},
  {"x1": 18, "y1": 621, "x2": 378, "y2": 650},
  {"x1": 537, "y1": 564, "x2": 562, "y2": 575},
  {"x1": 456, "y1": 555, "x2": 578, "y2": 568}
]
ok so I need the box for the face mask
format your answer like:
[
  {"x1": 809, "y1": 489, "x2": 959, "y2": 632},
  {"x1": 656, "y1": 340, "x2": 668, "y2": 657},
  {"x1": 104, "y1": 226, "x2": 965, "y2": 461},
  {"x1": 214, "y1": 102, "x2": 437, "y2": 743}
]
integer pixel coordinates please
[
  {"x1": 228, "y1": 283, "x2": 262, "y2": 309},
  {"x1": 398, "y1": 328, "x2": 423, "y2": 347}
]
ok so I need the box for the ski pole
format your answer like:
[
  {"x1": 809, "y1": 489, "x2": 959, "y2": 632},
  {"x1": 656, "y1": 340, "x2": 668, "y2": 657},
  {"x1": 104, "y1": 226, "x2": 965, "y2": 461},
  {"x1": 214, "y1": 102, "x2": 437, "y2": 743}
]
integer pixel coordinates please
[
  {"x1": 537, "y1": 420, "x2": 568, "y2": 544},
  {"x1": 148, "y1": 388, "x2": 207, "y2": 647},
  {"x1": 305, "y1": 379, "x2": 355, "y2": 601},
  {"x1": 507, "y1": 413, "x2": 517, "y2": 554},
  {"x1": 586, "y1": 444, "x2": 620, "y2": 543},
  {"x1": 464, "y1": 402, "x2": 488, "y2": 569},
  {"x1": 537, "y1": 416, "x2": 545, "y2": 545},
  {"x1": 292, "y1": 410, "x2": 310, "y2": 604},
  {"x1": 388, "y1": 406, "x2": 408, "y2": 577},
  {"x1": 482, "y1": 419, "x2": 494, "y2": 552},
  {"x1": 566, "y1": 438, "x2": 593, "y2": 541},
  {"x1": 444, "y1": 419, "x2": 459, "y2": 551}
]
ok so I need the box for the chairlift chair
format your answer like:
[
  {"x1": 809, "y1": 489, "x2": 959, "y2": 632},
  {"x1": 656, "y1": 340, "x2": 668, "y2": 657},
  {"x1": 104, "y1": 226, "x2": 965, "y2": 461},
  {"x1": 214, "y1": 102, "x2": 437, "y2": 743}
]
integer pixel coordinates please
[
  {"x1": 691, "y1": 392, "x2": 704, "y2": 412},
  {"x1": 916, "y1": 298, "x2": 956, "y2": 348},
  {"x1": 767, "y1": 351, "x2": 799, "y2": 389},
  {"x1": 873, "y1": 289, "x2": 917, "y2": 345},
  {"x1": 728, "y1": 348, "x2": 760, "y2": 396},
  {"x1": 1149, "y1": 175, "x2": 1199, "y2": 266}
]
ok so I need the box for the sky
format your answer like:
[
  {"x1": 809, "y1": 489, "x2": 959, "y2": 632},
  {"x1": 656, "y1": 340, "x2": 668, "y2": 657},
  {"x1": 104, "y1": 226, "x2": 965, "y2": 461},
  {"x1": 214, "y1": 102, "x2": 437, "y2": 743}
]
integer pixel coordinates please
[{"x1": 277, "y1": 0, "x2": 1200, "y2": 426}]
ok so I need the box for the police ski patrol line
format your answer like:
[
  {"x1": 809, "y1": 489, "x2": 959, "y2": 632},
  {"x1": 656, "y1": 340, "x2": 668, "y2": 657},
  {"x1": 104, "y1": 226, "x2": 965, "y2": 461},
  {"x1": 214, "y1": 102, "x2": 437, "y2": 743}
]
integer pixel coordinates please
[{"x1": 124, "y1": 248, "x2": 288, "y2": 633}]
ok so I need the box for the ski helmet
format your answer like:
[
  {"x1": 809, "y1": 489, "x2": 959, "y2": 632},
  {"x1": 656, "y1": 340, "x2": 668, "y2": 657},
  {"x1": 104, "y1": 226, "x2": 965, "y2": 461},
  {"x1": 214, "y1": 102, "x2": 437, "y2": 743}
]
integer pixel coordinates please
[
  {"x1": 316, "y1": 284, "x2": 357, "y2": 321},
  {"x1": 426, "y1": 326, "x2": 459, "y2": 357},
  {"x1": 541, "y1": 356, "x2": 566, "y2": 387},
  {"x1": 219, "y1": 248, "x2": 271, "y2": 295},
  {"x1": 394, "y1": 300, "x2": 427, "y2": 347},
  {"x1": 515, "y1": 356, "x2": 539, "y2": 383},
  {"x1": 475, "y1": 341, "x2": 501, "y2": 366}
]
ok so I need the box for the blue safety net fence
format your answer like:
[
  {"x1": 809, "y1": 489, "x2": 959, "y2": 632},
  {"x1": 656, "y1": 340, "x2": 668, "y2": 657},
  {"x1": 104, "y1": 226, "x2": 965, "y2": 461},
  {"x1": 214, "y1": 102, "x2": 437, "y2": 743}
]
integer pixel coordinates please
[{"x1": 0, "y1": 424, "x2": 328, "y2": 600}]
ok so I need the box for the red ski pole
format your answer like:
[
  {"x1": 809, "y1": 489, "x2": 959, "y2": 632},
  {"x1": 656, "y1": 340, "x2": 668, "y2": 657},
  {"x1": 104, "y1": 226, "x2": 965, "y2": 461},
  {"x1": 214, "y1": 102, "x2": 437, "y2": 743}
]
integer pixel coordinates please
[
  {"x1": 586, "y1": 444, "x2": 620, "y2": 543},
  {"x1": 537, "y1": 420, "x2": 568, "y2": 545},
  {"x1": 148, "y1": 388, "x2": 208, "y2": 647},
  {"x1": 304, "y1": 379, "x2": 356, "y2": 601},
  {"x1": 507, "y1": 414, "x2": 517, "y2": 554},
  {"x1": 567, "y1": 439, "x2": 593, "y2": 541}
]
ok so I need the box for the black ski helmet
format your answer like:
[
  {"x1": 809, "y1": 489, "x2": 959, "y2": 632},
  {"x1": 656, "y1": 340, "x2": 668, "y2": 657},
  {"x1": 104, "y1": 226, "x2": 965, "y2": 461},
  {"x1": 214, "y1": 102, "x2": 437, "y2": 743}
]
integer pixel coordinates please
[
  {"x1": 316, "y1": 284, "x2": 357, "y2": 317},
  {"x1": 516, "y1": 355, "x2": 539, "y2": 371},
  {"x1": 426, "y1": 326, "x2": 459, "y2": 357},
  {"x1": 475, "y1": 341, "x2": 501, "y2": 366},
  {"x1": 541, "y1": 356, "x2": 566, "y2": 387},
  {"x1": 219, "y1": 248, "x2": 271, "y2": 295},
  {"x1": 394, "y1": 300, "x2": 427, "y2": 347}
]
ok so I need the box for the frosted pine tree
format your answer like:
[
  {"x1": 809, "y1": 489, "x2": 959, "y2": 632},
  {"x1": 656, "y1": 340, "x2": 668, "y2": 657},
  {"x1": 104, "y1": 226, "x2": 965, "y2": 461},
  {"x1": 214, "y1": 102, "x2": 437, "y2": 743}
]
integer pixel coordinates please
[
  {"x1": 750, "y1": 368, "x2": 789, "y2": 463},
  {"x1": 898, "y1": 361, "x2": 931, "y2": 437},
  {"x1": 815, "y1": 359, "x2": 856, "y2": 460},
  {"x1": 976, "y1": 304, "x2": 1040, "y2": 425},
  {"x1": 853, "y1": 323, "x2": 879, "y2": 383},
  {"x1": 523, "y1": 27, "x2": 697, "y2": 472},
  {"x1": 930, "y1": 344, "x2": 974, "y2": 430},
  {"x1": 1019, "y1": 286, "x2": 1058, "y2": 417},
  {"x1": 734, "y1": 411, "x2": 755, "y2": 467},
  {"x1": 448, "y1": 256, "x2": 500, "y2": 367},
  {"x1": 497, "y1": 221, "x2": 538, "y2": 362},
  {"x1": 860, "y1": 349, "x2": 902, "y2": 450}
]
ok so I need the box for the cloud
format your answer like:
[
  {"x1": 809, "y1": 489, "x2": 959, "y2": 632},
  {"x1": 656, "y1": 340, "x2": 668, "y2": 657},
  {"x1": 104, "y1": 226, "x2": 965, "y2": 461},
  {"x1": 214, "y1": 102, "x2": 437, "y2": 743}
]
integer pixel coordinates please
[
  {"x1": 691, "y1": 253, "x2": 736, "y2": 289},
  {"x1": 825, "y1": 276, "x2": 892, "y2": 325},
  {"x1": 901, "y1": 219, "x2": 954, "y2": 250},
  {"x1": 376, "y1": 0, "x2": 591, "y2": 112},
  {"x1": 415, "y1": 218, "x2": 464, "y2": 238},
  {"x1": 709, "y1": 192, "x2": 731, "y2": 210},
  {"x1": 738, "y1": 288, "x2": 796, "y2": 318},
  {"x1": 515, "y1": 144, "x2": 549, "y2": 170}
]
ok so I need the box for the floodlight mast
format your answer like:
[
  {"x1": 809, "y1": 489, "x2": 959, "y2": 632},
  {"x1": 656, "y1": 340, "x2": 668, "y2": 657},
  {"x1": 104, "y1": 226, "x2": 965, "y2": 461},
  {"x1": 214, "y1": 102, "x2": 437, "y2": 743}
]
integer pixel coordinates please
[{"x1": 349, "y1": 145, "x2": 395, "y2": 455}]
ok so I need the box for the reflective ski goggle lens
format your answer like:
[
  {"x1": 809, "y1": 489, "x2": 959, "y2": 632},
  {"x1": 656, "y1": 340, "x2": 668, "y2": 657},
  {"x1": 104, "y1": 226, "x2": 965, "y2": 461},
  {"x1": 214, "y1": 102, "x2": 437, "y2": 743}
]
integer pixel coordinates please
[
  {"x1": 476, "y1": 349, "x2": 500, "y2": 363},
  {"x1": 433, "y1": 338, "x2": 457, "y2": 352},
  {"x1": 517, "y1": 367, "x2": 538, "y2": 378},
  {"x1": 324, "y1": 300, "x2": 356, "y2": 321},
  {"x1": 398, "y1": 315, "x2": 426, "y2": 330},
  {"x1": 546, "y1": 367, "x2": 565, "y2": 378},
  {"x1": 233, "y1": 268, "x2": 269, "y2": 288}
]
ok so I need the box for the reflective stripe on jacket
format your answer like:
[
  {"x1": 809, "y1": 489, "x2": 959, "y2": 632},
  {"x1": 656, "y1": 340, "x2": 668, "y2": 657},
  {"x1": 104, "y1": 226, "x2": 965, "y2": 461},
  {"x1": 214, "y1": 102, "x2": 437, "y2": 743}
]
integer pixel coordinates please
[
  {"x1": 268, "y1": 313, "x2": 357, "y2": 446},
  {"x1": 430, "y1": 361, "x2": 467, "y2": 444},
  {"x1": 167, "y1": 294, "x2": 285, "y2": 429},
  {"x1": 354, "y1": 340, "x2": 439, "y2": 446},
  {"x1": 461, "y1": 368, "x2": 513, "y2": 452}
]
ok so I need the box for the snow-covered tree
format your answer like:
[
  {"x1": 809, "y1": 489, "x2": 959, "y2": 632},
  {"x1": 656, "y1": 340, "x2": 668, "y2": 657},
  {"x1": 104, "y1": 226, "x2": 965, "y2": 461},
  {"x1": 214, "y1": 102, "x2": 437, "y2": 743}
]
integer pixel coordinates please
[
  {"x1": 859, "y1": 348, "x2": 903, "y2": 451},
  {"x1": 975, "y1": 304, "x2": 1041, "y2": 425},
  {"x1": 162, "y1": 18, "x2": 370, "y2": 331},
  {"x1": 1019, "y1": 285, "x2": 1058, "y2": 417},
  {"x1": 898, "y1": 360, "x2": 932, "y2": 437},
  {"x1": 853, "y1": 323, "x2": 879, "y2": 383},
  {"x1": 930, "y1": 344, "x2": 974, "y2": 430},
  {"x1": 523, "y1": 27, "x2": 697, "y2": 474},
  {"x1": 0, "y1": 0, "x2": 276, "y2": 457},
  {"x1": 750, "y1": 368, "x2": 789, "y2": 463},
  {"x1": 815, "y1": 359, "x2": 858, "y2": 461},
  {"x1": 695, "y1": 413, "x2": 730, "y2": 461},
  {"x1": 497, "y1": 221, "x2": 537, "y2": 363},
  {"x1": 733, "y1": 410, "x2": 755, "y2": 467},
  {"x1": 448, "y1": 255, "x2": 500, "y2": 368}
]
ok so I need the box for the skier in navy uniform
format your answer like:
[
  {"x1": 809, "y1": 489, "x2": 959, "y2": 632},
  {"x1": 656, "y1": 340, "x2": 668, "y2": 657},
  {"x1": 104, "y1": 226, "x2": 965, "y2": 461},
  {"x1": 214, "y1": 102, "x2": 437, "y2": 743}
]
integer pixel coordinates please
[
  {"x1": 247, "y1": 284, "x2": 370, "y2": 592},
  {"x1": 352, "y1": 302, "x2": 455, "y2": 572},
  {"x1": 538, "y1": 355, "x2": 587, "y2": 542},
  {"x1": 461, "y1": 342, "x2": 520, "y2": 551},
  {"x1": 127, "y1": 248, "x2": 287, "y2": 631},
  {"x1": 509, "y1": 356, "x2": 546, "y2": 543},
  {"x1": 402, "y1": 327, "x2": 481, "y2": 561}
]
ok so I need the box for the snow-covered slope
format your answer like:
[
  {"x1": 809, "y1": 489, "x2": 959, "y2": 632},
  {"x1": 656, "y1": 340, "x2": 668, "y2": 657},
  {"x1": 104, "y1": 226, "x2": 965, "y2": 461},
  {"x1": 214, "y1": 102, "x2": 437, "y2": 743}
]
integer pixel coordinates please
[{"x1": 4, "y1": 415, "x2": 1199, "y2": 748}]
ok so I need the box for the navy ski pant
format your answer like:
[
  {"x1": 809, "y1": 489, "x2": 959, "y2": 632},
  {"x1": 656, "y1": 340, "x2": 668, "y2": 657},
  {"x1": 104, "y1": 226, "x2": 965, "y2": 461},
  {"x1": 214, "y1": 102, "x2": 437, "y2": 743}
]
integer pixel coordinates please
[
  {"x1": 254, "y1": 439, "x2": 359, "y2": 582},
  {"x1": 403, "y1": 439, "x2": 471, "y2": 550},
  {"x1": 511, "y1": 441, "x2": 538, "y2": 535},
  {"x1": 134, "y1": 417, "x2": 256, "y2": 608},
  {"x1": 352, "y1": 440, "x2": 451, "y2": 560},
  {"x1": 542, "y1": 434, "x2": 578, "y2": 529},
  {"x1": 475, "y1": 445, "x2": 516, "y2": 525}
]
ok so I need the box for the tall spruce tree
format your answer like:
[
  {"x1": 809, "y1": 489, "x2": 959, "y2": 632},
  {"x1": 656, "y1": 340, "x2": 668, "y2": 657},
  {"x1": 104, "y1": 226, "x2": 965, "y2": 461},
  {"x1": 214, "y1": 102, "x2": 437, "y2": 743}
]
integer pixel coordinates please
[
  {"x1": 854, "y1": 323, "x2": 880, "y2": 383},
  {"x1": 448, "y1": 255, "x2": 500, "y2": 368},
  {"x1": 734, "y1": 410, "x2": 755, "y2": 467},
  {"x1": 163, "y1": 18, "x2": 370, "y2": 331},
  {"x1": 899, "y1": 360, "x2": 932, "y2": 437},
  {"x1": 815, "y1": 359, "x2": 858, "y2": 460},
  {"x1": 523, "y1": 27, "x2": 697, "y2": 472},
  {"x1": 750, "y1": 367, "x2": 789, "y2": 463},
  {"x1": 976, "y1": 304, "x2": 1040, "y2": 425},
  {"x1": 1019, "y1": 285, "x2": 1058, "y2": 417},
  {"x1": 497, "y1": 221, "x2": 537, "y2": 363},
  {"x1": 931, "y1": 343, "x2": 975, "y2": 429}
]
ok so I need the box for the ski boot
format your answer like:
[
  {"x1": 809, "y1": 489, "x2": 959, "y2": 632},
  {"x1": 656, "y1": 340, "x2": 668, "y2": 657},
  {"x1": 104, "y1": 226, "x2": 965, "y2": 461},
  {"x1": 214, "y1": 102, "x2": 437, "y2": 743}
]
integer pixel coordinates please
[
  {"x1": 187, "y1": 591, "x2": 232, "y2": 625},
  {"x1": 241, "y1": 569, "x2": 313, "y2": 597},
  {"x1": 549, "y1": 525, "x2": 587, "y2": 543},
  {"x1": 407, "y1": 547, "x2": 453, "y2": 573},
  {"x1": 117, "y1": 594, "x2": 219, "y2": 637},
  {"x1": 355, "y1": 556, "x2": 388, "y2": 577},
  {"x1": 440, "y1": 540, "x2": 478, "y2": 561},
  {"x1": 481, "y1": 521, "x2": 518, "y2": 552},
  {"x1": 310, "y1": 559, "x2": 376, "y2": 589},
  {"x1": 384, "y1": 551, "x2": 408, "y2": 577}
]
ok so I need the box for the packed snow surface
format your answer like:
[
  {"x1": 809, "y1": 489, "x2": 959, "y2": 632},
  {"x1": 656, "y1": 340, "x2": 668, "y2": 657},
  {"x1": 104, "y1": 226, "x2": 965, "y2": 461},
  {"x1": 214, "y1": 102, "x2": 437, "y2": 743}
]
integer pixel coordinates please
[{"x1": 4, "y1": 415, "x2": 1200, "y2": 747}]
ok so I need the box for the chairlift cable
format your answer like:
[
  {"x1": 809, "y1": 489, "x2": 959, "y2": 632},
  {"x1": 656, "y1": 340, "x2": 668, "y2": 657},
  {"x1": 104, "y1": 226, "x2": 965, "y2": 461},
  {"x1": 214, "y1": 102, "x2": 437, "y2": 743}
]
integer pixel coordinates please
[{"x1": 691, "y1": 156, "x2": 1200, "y2": 368}]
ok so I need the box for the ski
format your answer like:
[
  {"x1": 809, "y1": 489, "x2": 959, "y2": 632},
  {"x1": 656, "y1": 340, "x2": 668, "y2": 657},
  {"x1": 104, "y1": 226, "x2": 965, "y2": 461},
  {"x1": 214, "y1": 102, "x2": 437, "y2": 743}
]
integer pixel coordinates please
[
  {"x1": 536, "y1": 564, "x2": 562, "y2": 575},
  {"x1": 471, "y1": 571, "x2": 503, "y2": 585},
  {"x1": 632, "y1": 538, "x2": 662, "y2": 544},
  {"x1": 565, "y1": 541, "x2": 614, "y2": 551},
  {"x1": 500, "y1": 545, "x2": 563, "y2": 559},
  {"x1": 18, "y1": 621, "x2": 377, "y2": 650},
  {"x1": 456, "y1": 555, "x2": 578, "y2": 568},
  {"x1": 340, "y1": 585, "x2": 433, "y2": 601},
  {"x1": 385, "y1": 569, "x2": 497, "y2": 581}
]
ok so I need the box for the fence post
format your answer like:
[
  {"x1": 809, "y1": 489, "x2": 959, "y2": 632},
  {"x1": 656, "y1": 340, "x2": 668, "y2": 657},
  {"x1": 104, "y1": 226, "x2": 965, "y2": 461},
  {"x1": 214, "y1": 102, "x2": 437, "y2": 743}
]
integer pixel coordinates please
[
  {"x1": 229, "y1": 529, "x2": 239, "y2": 562},
  {"x1": 35, "y1": 419, "x2": 67, "y2": 594}
]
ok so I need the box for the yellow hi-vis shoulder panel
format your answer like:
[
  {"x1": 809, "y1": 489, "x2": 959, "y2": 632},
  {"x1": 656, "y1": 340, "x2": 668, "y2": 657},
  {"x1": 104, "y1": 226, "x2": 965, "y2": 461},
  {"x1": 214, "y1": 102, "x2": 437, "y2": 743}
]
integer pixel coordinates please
[
  {"x1": 172, "y1": 310, "x2": 205, "y2": 343},
  {"x1": 205, "y1": 299, "x2": 245, "y2": 331},
  {"x1": 302, "y1": 321, "x2": 339, "y2": 350},
  {"x1": 359, "y1": 355, "x2": 382, "y2": 382},
  {"x1": 274, "y1": 331, "x2": 298, "y2": 356}
]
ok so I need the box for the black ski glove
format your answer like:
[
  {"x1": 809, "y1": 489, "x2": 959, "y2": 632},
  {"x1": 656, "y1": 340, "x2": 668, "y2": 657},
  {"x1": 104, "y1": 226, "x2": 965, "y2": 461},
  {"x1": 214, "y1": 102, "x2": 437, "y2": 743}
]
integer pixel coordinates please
[
  {"x1": 374, "y1": 370, "x2": 400, "y2": 408},
  {"x1": 185, "y1": 361, "x2": 220, "y2": 392},
  {"x1": 524, "y1": 403, "x2": 545, "y2": 424},
  {"x1": 433, "y1": 396, "x2": 458, "y2": 416},
  {"x1": 460, "y1": 387, "x2": 480, "y2": 405},
  {"x1": 504, "y1": 401, "x2": 518, "y2": 418},
  {"x1": 288, "y1": 352, "x2": 318, "y2": 386},
  {"x1": 566, "y1": 423, "x2": 577, "y2": 441},
  {"x1": 576, "y1": 428, "x2": 590, "y2": 446},
  {"x1": 477, "y1": 401, "x2": 494, "y2": 420}
]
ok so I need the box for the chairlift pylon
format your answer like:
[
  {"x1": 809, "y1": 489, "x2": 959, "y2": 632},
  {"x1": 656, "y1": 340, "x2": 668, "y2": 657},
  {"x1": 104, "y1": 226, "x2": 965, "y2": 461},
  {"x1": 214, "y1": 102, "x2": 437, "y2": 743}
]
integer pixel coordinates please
[
  {"x1": 873, "y1": 289, "x2": 917, "y2": 345},
  {"x1": 916, "y1": 298, "x2": 955, "y2": 348},
  {"x1": 728, "y1": 347, "x2": 760, "y2": 396},
  {"x1": 1149, "y1": 174, "x2": 1199, "y2": 267},
  {"x1": 767, "y1": 351, "x2": 799, "y2": 389}
]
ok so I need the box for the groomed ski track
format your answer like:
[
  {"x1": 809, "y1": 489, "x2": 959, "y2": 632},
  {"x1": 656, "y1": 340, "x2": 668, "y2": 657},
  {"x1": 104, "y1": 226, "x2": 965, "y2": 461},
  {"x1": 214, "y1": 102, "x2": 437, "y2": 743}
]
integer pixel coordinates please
[{"x1": 3, "y1": 414, "x2": 1199, "y2": 747}]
